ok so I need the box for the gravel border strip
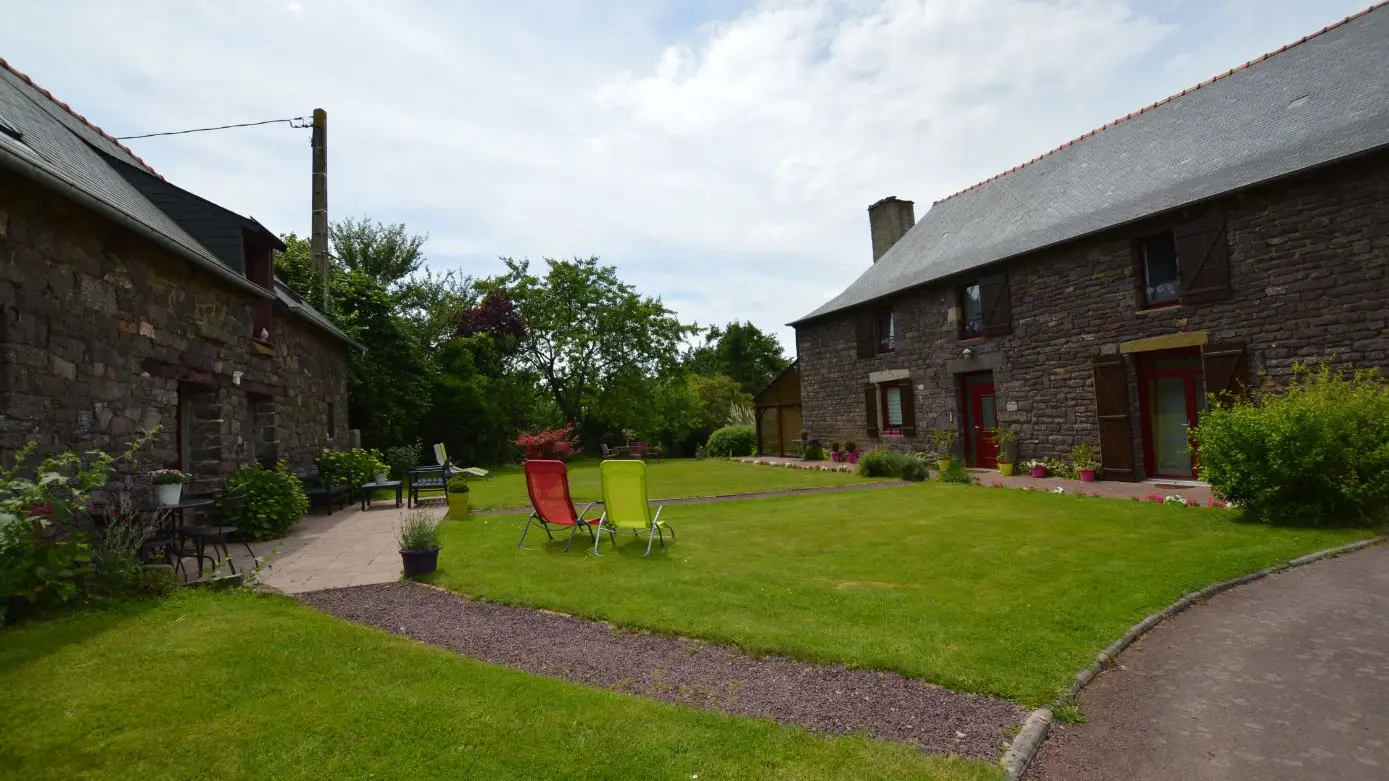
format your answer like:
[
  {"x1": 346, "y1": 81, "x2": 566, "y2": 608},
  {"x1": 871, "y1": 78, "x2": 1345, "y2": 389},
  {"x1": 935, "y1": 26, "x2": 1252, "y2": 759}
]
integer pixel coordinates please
[
  {"x1": 1000, "y1": 534, "x2": 1389, "y2": 780},
  {"x1": 472, "y1": 480, "x2": 909, "y2": 515},
  {"x1": 300, "y1": 581, "x2": 1026, "y2": 761}
]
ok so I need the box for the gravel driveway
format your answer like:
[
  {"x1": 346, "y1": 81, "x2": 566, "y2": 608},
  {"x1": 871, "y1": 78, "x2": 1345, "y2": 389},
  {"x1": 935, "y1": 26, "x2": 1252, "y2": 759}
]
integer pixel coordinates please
[
  {"x1": 301, "y1": 582, "x2": 1025, "y2": 760},
  {"x1": 1028, "y1": 542, "x2": 1389, "y2": 780}
]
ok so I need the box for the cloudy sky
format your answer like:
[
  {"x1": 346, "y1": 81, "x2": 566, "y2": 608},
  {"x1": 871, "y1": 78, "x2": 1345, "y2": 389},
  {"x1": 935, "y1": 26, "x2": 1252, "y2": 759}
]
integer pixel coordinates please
[{"x1": 2, "y1": 0, "x2": 1371, "y2": 353}]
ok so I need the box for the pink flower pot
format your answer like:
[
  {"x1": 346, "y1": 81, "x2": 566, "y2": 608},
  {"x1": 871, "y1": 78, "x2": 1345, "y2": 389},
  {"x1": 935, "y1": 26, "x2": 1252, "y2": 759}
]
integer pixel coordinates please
[
  {"x1": 1030, "y1": 466, "x2": 1046, "y2": 478},
  {"x1": 831, "y1": 452, "x2": 841, "y2": 462},
  {"x1": 847, "y1": 452, "x2": 859, "y2": 464},
  {"x1": 1080, "y1": 469, "x2": 1097, "y2": 483}
]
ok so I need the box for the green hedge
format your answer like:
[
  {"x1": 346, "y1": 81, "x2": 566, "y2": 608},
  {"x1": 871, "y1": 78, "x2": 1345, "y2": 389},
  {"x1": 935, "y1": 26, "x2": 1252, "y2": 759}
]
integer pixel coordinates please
[
  {"x1": 1193, "y1": 363, "x2": 1389, "y2": 526},
  {"x1": 706, "y1": 425, "x2": 756, "y2": 458}
]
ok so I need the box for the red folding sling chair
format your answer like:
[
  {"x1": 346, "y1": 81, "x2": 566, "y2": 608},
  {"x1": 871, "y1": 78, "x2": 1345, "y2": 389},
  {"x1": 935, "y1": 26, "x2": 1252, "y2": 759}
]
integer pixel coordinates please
[{"x1": 517, "y1": 459, "x2": 600, "y2": 552}]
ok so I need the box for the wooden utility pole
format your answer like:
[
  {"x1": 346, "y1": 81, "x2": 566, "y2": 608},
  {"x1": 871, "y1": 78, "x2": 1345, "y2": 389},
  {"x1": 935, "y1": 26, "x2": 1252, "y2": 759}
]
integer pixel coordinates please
[{"x1": 310, "y1": 108, "x2": 329, "y2": 311}]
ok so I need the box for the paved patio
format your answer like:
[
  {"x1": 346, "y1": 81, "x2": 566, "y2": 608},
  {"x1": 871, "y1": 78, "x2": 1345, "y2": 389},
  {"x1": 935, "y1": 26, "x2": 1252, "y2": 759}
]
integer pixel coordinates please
[{"x1": 236, "y1": 501, "x2": 446, "y2": 594}]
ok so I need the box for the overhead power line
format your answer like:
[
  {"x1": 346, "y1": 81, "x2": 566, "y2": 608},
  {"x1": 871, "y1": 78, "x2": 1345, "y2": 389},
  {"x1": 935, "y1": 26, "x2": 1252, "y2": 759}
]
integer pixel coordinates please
[{"x1": 116, "y1": 116, "x2": 312, "y2": 140}]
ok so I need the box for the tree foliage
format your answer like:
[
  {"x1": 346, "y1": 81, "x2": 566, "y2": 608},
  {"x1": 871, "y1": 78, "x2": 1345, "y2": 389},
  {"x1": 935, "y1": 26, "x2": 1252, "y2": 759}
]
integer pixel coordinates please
[
  {"x1": 489, "y1": 257, "x2": 697, "y2": 438},
  {"x1": 686, "y1": 321, "x2": 790, "y2": 396}
]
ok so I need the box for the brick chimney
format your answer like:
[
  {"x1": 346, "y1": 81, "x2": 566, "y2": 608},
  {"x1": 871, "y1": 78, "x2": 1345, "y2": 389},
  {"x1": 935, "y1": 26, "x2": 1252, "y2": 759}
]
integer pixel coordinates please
[{"x1": 868, "y1": 196, "x2": 915, "y2": 263}]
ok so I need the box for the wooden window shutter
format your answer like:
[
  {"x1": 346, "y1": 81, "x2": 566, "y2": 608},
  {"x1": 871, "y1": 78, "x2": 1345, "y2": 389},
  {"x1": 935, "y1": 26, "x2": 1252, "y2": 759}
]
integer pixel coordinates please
[
  {"x1": 1202, "y1": 342, "x2": 1249, "y2": 404},
  {"x1": 1174, "y1": 217, "x2": 1231, "y2": 305},
  {"x1": 979, "y1": 273, "x2": 1011, "y2": 336},
  {"x1": 854, "y1": 312, "x2": 876, "y2": 358},
  {"x1": 1091, "y1": 354, "x2": 1136, "y2": 481},
  {"x1": 899, "y1": 381, "x2": 917, "y2": 437},
  {"x1": 863, "y1": 384, "x2": 879, "y2": 437}
]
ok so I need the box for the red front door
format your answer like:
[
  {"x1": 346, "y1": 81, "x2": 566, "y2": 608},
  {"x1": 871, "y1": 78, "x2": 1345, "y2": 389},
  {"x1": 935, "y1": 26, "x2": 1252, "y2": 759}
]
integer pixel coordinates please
[
  {"x1": 961, "y1": 374, "x2": 998, "y2": 468},
  {"x1": 1137, "y1": 349, "x2": 1207, "y2": 479}
]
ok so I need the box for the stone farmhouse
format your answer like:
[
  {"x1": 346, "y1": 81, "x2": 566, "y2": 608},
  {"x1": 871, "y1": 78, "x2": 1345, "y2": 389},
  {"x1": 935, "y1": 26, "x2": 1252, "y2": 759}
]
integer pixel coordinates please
[
  {"x1": 0, "y1": 57, "x2": 359, "y2": 490},
  {"x1": 791, "y1": 5, "x2": 1388, "y2": 481}
]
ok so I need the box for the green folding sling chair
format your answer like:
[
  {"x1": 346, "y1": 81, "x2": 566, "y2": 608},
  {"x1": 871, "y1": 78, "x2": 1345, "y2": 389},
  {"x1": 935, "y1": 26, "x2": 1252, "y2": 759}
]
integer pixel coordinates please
[{"x1": 594, "y1": 460, "x2": 675, "y2": 558}]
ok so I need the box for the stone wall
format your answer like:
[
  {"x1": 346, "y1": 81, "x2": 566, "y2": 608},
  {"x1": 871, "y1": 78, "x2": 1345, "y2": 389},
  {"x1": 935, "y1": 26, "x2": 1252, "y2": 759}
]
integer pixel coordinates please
[
  {"x1": 0, "y1": 167, "x2": 350, "y2": 489},
  {"x1": 796, "y1": 151, "x2": 1389, "y2": 477}
]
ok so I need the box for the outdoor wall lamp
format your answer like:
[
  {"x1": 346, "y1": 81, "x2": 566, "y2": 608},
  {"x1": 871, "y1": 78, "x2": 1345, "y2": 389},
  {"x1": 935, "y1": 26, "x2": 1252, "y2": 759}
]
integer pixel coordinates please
[{"x1": 962, "y1": 347, "x2": 973, "y2": 359}]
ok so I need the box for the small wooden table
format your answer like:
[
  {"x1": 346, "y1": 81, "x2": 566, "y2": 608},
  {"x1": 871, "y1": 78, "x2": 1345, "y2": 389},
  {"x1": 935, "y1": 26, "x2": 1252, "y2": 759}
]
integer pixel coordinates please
[{"x1": 360, "y1": 480, "x2": 403, "y2": 511}]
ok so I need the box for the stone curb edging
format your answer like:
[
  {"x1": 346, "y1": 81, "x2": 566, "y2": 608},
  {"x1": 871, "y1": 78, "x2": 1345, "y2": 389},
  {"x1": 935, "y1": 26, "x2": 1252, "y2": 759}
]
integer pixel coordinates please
[
  {"x1": 1000, "y1": 534, "x2": 1388, "y2": 780},
  {"x1": 471, "y1": 480, "x2": 910, "y2": 516}
]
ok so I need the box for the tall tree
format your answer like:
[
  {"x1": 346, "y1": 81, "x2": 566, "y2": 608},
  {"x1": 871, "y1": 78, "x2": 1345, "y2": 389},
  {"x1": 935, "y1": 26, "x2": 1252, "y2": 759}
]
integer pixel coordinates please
[
  {"x1": 330, "y1": 216, "x2": 427, "y2": 287},
  {"x1": 488, "y1": 257, "x2": 697, "y2": 438},
  {"x1": 686, "y1": 321, "x2": 790, "y2": 396}
]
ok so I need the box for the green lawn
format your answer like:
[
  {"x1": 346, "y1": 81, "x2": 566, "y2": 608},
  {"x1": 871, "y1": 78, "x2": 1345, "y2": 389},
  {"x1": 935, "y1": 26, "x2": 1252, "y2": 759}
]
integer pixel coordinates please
[
  {"x1": 431, "y1": 484, "x2": 1374, "y2": 705},
  {"x1": 462, "y1": 458, "x2": 878, "y2": 510},
  {"x1": 0, "y1": 592, "x2": 997, "y2": 781}
]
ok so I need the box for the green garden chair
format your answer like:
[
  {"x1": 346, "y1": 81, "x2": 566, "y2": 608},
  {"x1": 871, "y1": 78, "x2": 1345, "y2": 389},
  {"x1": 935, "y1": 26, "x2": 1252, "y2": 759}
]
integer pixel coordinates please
[{"x1": 594, "y1": 460, "x2": 675, "y2": 558}]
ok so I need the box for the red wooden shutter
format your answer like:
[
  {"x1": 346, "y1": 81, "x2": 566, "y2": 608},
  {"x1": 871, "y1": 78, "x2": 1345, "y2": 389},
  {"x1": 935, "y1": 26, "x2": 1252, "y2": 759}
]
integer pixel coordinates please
[
  {"x1": 1091, "y1": 354, "x2": 1136, "y2": 481},
  {"x1": 979, "y1": 273, "x2": 1011, "y2": 336},
  {"x1": 863, "y1": 384, "x2": 879, "y2": 437},
  {"x1": 899, "y1": 381, "x2": 917, "y2": 437},
  {"x1": 1202, "y1": 342, "x2": 1249, "y2": 404},
  {"x1": 855, "y1": 312, "x2": 876, "y2": 358},
  {"x1": 1175, "y1": 217, "x2": 1231, "y2": 305}
]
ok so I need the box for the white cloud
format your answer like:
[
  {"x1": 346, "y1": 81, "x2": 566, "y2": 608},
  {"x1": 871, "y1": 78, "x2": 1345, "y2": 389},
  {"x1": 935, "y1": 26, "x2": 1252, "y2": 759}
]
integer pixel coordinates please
[{"x1": 0, "y1": 0, "x2": 1372, "y2": 352}]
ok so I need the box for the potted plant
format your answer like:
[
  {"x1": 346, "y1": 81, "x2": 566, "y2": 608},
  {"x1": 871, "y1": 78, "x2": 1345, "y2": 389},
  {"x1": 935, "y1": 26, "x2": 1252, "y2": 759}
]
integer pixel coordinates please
[
  {"x1": 371, "y1": 454, "x2": 389, "y2": 485},
  {"x1": 397, "y1": 510, "x2": 442, "y2": 577},
  {"x1": 149, "y1": 469, "x2": 188, "y2": 506},
  {"x1": 446, "y1": 475, "x2": 470, "y2": 519},
  {"x1": 845, "y1": 441, "x2": 859, "y2": 465},
  {"x1": 1024, "y1": 459, "x2": 1047, "y2": 479},
  {"x1": 1069, "y1": 443, "x2": 1100, "y2": 482},
  {"x1": 830, "y1": 442, "x2": 842, "y2": 462},
  {"x1": 990, "y1": 427, "x2": 1018, "y2": 476},
  {"x1": 930, "y1": 428, "x2": 958, "y2": 472}
]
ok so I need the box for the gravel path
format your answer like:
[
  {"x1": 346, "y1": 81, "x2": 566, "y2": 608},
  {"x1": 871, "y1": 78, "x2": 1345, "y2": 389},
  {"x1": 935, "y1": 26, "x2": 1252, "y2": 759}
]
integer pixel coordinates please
[
  {"x1": 301, "y1": 582, "x2": 1025, "y2": 760},
  {"x1": 473, "y1": 479, "x2": 908, "y2": 515},
  {"x1": 1027, "y1": 543, "x2": 1389, "y2": 780}
]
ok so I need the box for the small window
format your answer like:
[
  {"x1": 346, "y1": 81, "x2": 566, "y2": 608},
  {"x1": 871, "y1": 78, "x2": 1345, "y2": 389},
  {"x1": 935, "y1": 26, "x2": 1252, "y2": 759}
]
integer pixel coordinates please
[
  {"x1": 960, "y1": 283, "x2": 984, "y2": 337},
  {"x1": 326, "y1": 402, "x2": 336, "y2": 440},
  {"x1": 0, "y1": 112, "x2": 21, "y2": 142},
  {"x1": 1140, "y1": 233, "x2": 1180, "y2": 307},
  {"x1": 875, "y1": 308, "x2": 895, "y2": 353},
  {"x1": 881, "y1": 385, "x2": 904, "y2": 432}
]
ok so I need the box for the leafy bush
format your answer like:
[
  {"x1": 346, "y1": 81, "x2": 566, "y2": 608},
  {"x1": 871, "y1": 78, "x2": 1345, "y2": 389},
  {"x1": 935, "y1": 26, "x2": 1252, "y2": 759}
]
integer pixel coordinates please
[
  {"x1": 397, "y1": 511, "x2": 441, "y2": 551},
  {"x1": 803, "y1": 440, "x2": 826, "y2": 461},
  {"x1": 383, "y1": 439, "x2": 423, "y2": 479},
  {"x1": 1068, "y1": 443, "x2": 1099, "y2": 471},
  {"x1": 899, "y1": 459, "x2": 929, "y2": 482},
  {"x1": 2, "y1": 429, "x2": 158, "y2": 623},
  {"x1": 447, "y1": 476, "x2": 470, "y2": 494},
  {"x1": 223, "y1": 461, "x2": 310, "y2": 540},
  {"x1": 1193, "y1": 363, "x2": 1389, "y2": 526},
  {"x1": 844, "y1": 441, "x2": 858, "y2": 454},
  {"x1": 857, "y1": 448, "x2": 921, "y2": 478},
  {"x1": 930, "y1": 427, "x2": 958, "y2": 456},
  {"x1": 1044, "y1": 457, "x2": 1077, "y2": 480},
  {"x1": 515, "y1": 426, "x2": 582, "y2": 460},
  {"x1": 706, "y1": 425, "x2": 756, "y2": 457},
  {"x1": 939, "y1": 457, "x2": 972, "y2": 484},
  {"x1": 315, "y1": 448, "x2": 387, "y2": 489}
]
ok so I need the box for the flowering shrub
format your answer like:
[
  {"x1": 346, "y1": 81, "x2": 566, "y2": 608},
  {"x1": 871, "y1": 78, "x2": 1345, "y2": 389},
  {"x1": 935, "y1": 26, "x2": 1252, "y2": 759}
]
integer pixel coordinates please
[{"x1": 515, "y1": 426, "x2": 582, "y2": 460}]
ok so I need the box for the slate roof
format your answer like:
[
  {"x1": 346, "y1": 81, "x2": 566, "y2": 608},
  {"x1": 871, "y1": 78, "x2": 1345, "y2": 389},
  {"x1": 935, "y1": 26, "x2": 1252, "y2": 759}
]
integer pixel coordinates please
[
  {"x1": 794, "y1": 3, "x2": 1389, "y2": 325},
  {"x1": 0, "y1": 58, "x2": 357, "y2": 348}
]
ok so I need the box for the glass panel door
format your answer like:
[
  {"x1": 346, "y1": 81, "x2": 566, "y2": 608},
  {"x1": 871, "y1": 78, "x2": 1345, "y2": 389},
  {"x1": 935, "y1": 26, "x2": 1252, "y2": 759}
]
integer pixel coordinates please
[{"x1": 1149, "y1": 377, "x2": 1192, "y2": 476}]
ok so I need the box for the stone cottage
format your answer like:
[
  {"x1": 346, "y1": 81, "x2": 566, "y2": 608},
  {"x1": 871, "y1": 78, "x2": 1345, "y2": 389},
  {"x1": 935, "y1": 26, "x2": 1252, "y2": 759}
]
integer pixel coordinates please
[
  {"x1": 0, "y1": 58, "x2": 359, "y2": 488},
  {"x1": 791, "y1": 6, "x2": 1389, "y2": 481}
]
